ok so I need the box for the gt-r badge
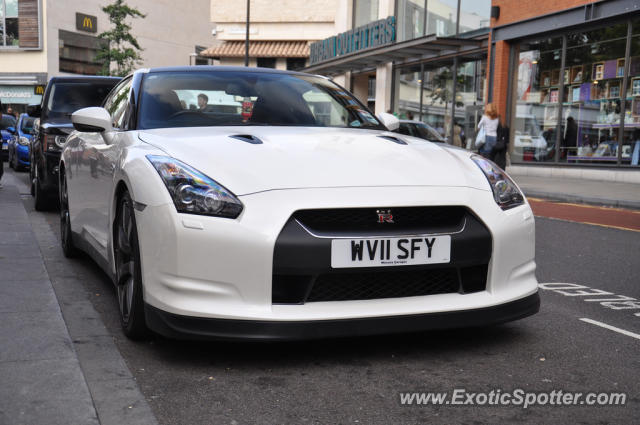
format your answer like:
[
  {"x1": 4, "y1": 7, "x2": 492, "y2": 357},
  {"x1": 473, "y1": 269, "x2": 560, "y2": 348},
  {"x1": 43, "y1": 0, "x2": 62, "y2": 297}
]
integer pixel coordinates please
[{"x1": 376, "y1": 209, "x2": 394, "y2": 223}]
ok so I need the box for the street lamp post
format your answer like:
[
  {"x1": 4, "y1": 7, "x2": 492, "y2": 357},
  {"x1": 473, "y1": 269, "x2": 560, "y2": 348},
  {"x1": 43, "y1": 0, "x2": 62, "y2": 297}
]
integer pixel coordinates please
[{"x1": 244, "y1": 0, "x2": 250, "y2": 67}]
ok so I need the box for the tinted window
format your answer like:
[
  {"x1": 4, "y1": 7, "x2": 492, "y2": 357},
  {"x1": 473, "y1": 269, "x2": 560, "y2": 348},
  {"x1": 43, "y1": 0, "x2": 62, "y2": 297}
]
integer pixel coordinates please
[
  {"x1": 20, "y1": 116, "x2": 36, "y2": 133},
  {"x1": 414, "y1": 122, "x2": 445, "y2": 142},
  {"x1": 45, "y1": 82, "x2": 118, "y2": 118},
  {"x1": 138, "y1": 71, "x2": 385, "y2": 130},
  {"x1": 104, "y1": 78, "x2": 133, "y2": 129},
  {"x1": 0, "y1": 115, "x2": 16, "y2": 130}
]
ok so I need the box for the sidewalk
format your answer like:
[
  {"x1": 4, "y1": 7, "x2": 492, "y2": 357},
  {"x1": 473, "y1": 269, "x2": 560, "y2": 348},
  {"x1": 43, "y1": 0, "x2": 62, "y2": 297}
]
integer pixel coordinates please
[
  {"x1": 0, "y1": 174, "x2": 157, "y2": 425},
  {"x1": 506, "y1": 170, "x2": 640, "y2": 210}
]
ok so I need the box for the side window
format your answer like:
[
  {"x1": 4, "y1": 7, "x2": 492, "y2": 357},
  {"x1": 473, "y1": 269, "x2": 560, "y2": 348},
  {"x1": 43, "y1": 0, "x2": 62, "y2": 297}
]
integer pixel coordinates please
[{"x1": 104, "y1": 78, "x2": 132, "y2": 129}]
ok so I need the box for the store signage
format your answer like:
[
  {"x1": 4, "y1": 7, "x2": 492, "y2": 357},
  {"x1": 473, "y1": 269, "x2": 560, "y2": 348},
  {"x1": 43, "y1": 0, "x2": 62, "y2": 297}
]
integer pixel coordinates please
[
  {"x1": 0, "y1": 89, "x2": 32, "y2": 99},
  {"x1": 76, "y1": 13, "x2": 97, "y2": 33},
  {"x1": 34, "y1": 85, "x2": 45, "y2": 95},
  {"x1": 310, "y1": 16, "x2": 396, "y2": 65}
]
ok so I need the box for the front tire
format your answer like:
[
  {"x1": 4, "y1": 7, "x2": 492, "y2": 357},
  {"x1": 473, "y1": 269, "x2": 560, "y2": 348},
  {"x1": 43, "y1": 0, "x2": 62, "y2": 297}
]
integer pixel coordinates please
[
  {"x1": 59, "y1": 168, "x2": 77, "y2": 258},
  {"x1": 34, "y1": 165, "x2": 52, "y2": 211},
  {"x1": 114, "y1": 190, "x2": 148, "y2": 339}
]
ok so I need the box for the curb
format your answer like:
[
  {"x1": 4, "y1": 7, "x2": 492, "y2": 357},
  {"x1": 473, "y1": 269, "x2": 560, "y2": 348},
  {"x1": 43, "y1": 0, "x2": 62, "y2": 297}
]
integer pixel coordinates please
[{"x1": 523, "y1": 190, "x2": 640, "y2": 210}]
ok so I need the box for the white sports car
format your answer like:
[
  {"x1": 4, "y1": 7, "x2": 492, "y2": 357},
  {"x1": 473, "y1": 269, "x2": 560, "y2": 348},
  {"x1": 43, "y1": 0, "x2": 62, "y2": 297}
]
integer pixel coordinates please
[{"x1": 61, "y1": 66, "x2": 539, "y2": 340}]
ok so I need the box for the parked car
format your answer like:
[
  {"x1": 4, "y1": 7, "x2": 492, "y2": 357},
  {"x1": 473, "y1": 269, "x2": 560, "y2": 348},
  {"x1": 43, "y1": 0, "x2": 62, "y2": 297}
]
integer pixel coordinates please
[
  {"x1": 1, "y1": 114, "x2": 17, "y2": 162},
  {"x1": 395, "y1": 120, "x2": 446, "y2": 143},
  {"x1": 61, "y1": 66, "x2": 539, "y2": 341},
  {"x1": 8, "y1": 113, "x2": 36, "y2": 170},
  {"x1": 28, "y1": 76, "x2": 121, "y2": 210}
]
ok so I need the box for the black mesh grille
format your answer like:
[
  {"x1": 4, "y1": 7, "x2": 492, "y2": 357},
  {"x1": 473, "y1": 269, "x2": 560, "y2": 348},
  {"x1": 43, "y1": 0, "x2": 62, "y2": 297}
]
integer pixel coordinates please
[
  {"x1": 294, "y1": 206, "x2": 466, "y2": 235},
  {"x1": 306, "y1": 268, "x2": 459, "y2": 302}
]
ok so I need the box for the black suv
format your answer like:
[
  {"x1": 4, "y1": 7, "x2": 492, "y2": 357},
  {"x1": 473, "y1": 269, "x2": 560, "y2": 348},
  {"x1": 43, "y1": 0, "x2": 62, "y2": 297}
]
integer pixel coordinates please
[{"x1": 28, "y1": 76, "x2": 120, "y2": 210}]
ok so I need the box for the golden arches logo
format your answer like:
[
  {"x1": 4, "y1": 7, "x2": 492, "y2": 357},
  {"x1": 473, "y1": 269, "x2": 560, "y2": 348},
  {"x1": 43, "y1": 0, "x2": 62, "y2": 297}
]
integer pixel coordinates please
[
  {"x1": 82, "y1": 17, "x2": 93, "y2": 29},
  {"x1": 34, "y1": 86, "x2": 44, "y2": 95}
]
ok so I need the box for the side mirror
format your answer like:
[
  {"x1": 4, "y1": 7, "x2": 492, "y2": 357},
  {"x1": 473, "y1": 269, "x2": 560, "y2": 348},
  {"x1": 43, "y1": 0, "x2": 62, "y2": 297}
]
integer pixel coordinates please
[
  {"x1": 72, "y1": 107, "x2": 112, "y2": 133},
  {"x1": 26, "y1": 104, "x2": 41, "y2": 118},
  {"x1": 377, "y1": 112, "x2": 400, "y2": 131}
]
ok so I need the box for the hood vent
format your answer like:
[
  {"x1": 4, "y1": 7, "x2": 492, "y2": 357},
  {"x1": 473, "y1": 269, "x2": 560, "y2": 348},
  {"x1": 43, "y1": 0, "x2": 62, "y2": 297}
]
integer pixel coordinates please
[
  {"x1": 377, "y1": 135, "x2": 407, "y2": 145},
  {"x1": 229, "y1": 134, "x2": 263, "y2": 145}
]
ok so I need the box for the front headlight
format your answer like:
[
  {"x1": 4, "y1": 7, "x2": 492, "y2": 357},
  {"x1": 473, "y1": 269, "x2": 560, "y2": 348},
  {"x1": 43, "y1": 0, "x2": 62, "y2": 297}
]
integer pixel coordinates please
[
  {"x1": 471, "y1": 155, "x2": 525, "y2": 210},
  {"x1": 146, "y1": 155, "x2": 243, "y2": 219},
  {"x1": 18, "y1": 136, "x2": 30, "y2": 146}
]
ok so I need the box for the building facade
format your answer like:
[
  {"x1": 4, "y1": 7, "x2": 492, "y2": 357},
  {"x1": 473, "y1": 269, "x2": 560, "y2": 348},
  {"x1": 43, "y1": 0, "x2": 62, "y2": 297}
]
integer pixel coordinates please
[
  {"x1": 490, "y1": 0, "x2": 640, "y2": 169},
  {"x1": 201, "y1": 0, "x2": 338, "y2": 70},
  {"x1": 0, "y1": 0, "x2": 215, "y2": 114},
  {"x1": 305, "y1": 0, "x2": 491, "y2": 145}
]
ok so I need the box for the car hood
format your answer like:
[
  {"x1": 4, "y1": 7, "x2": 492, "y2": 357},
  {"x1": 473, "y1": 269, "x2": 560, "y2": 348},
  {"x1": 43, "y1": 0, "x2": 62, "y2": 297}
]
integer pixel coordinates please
[{"x1": 138, "y1": 127, "x2": 485, "y2": 196}]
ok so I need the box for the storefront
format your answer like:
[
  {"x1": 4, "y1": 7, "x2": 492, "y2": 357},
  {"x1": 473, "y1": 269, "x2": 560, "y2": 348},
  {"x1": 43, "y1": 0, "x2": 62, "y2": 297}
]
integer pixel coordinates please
[
  {"x1": 305, "y1": 0, "x2": 490, "y2": 143},
  {"x1": 492, "y1": 0, "x2": 640, "y2": 168},
  {"x1": 0, "y1": 75, "x2": 46, "y2": 114}
]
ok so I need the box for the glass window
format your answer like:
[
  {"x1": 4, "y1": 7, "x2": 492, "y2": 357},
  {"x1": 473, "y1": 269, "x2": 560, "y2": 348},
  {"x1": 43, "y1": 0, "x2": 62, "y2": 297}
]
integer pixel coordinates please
[
  {"x1": 397, "y1": 0, "x2": 425, "y2": 42},
  {"x1": 512, "y1": 37, "x2": 563, "y2": 163},
  {"x1": 627, "y1": 20, "x2": 640, "y2": 166},
  {"x1": 104, "y1": 78, "x2": 133, "y2": 129},
  {"x1": 395, "y1": 65, "x2": 422, "y2": 120},
  {"x1": 426, "y1": 0, "x2": 458, "y2": 37},
  {"x1": 286, "y1": 58, "x2": 306, "y2": 71},
  {"x1": 353, "y1": 0, "x2": 379, "y2": 28},
  {"x1": 256, "y1": 58, "x2": 276, "y2": 69},
  {"x1": 563, "y1": 23, "x2": 627, "y2": 164},
  {"x1": 423, "y1": 64, "x2": 455, "y2": 140},
  {"x1": 138, "y1": 71, "x2": 386, "y2": 130},
  {"x1": 1, "y1": 0, "x2": 19, "y2": 46},
  {"x1": 456, "y1": 58, "x2": 486, "y2": 149},
  {"x1": 459, "y1": 0, "x2": 490, "y2": 35},
  {"x1": 44, "y1": 82, "x2": 118, "y2": 119}
]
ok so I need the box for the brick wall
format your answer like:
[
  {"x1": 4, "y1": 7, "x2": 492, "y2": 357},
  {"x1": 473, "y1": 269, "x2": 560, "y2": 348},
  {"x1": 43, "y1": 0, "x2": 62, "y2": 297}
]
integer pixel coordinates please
[{"x1": 489, "y1": 0, "x2": 594, "y2": 120}]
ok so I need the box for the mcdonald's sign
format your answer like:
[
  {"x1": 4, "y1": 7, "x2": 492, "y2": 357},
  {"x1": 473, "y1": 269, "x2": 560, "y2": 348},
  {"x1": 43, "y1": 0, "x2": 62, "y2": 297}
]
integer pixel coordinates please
[
  {"x1": 76, "y1": 13, "x2": 97, "y2": 33},
  {"x1": 34, "y1": 85, "x2": 45, "y2": 95}
]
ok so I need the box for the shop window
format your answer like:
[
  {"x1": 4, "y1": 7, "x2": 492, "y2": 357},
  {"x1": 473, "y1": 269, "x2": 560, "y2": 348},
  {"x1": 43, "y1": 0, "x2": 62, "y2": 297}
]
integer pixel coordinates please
[
  {"x1": 0, "y1": 0, "x2": 40, "y2": 49},
  {"x1": 512, "y1": 37, "x2": 563, "y2": 163},
  {"x1": 627, "y1": 20, "x2": 640, "y2": 166},
  {"x1": 395, "y1": 65, "x2": 422, "y2": 121},
  {"x1": 257, "y1": 57, "x2": 276, "y2": 69},
  {"x1": 563, "y1": 23, "x2": 628, "y2": 164},
  {"x1": 353, "y1": 0, "x2": 379, "y2": 28},
  {"x1": 456, "y1": 59, "x2": 486, "y2": 149},
  {"x1": 459, "y1": 0, "x2": 491, "y2": 35},
  {"x1": 286, "y1": 58, "x2": 306, "y2": 71}
]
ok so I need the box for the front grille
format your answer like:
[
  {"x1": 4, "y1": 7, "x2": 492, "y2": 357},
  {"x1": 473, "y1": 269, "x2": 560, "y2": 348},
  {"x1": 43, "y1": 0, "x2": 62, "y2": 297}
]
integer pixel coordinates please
[
  {"x1": 306, "y1": 268, "x2": 459, "y2": 302},
  {"x1": 294, "y1": 206, "x2": 466, "y2": 235}
]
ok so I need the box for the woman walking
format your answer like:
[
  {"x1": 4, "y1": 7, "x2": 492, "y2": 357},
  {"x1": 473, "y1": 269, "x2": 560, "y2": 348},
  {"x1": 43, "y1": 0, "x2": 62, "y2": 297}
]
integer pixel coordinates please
[{"x1": 477, "y1": 103, "x2": 499, "y2": 158}]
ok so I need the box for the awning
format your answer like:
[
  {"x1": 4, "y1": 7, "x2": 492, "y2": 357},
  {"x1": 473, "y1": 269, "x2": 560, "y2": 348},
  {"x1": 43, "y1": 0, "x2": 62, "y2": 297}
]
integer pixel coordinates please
[
  {"x1": 304, "y1": 34, "x2": 486, "y2": 75},
  {"x1": 201, "y1": 40, "x2": 310, "y2": 58}
]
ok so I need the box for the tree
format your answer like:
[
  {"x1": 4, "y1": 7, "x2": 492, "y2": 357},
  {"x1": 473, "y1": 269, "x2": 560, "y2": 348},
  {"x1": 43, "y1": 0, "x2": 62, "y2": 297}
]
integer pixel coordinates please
[{"x1": 95, "y1": 0, "x2": 146, "y2": 76}]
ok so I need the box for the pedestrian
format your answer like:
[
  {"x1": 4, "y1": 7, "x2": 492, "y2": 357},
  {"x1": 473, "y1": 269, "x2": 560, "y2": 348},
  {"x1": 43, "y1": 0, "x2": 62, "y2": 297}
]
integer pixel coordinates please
[
  {"x1": 477, "y1": 103, "x2": 499, "y2": 158},
  {"x1": 452, "y1": 121, "x2": 462, "y2": 147},
  {"x1": 491, "y1": 117, "x2": 510, "y2": 169},
  {"x1": 563, "y1": 116, "x2": 577, "y2": 159}
]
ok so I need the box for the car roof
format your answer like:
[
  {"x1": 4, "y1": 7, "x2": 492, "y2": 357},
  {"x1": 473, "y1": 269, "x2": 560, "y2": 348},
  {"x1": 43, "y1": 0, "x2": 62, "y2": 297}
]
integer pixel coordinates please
[
  {"x1": 48, "y1": 76, "x2": 122, "y2": 83},
  {"x1": 140, "y1": 65, "x2": 316, "y2": 78}
]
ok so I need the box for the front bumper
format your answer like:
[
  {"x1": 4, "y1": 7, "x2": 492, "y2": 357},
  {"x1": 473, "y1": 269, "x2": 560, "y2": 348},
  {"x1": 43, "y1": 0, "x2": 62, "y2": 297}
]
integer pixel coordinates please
[{"x1": 145, "y1": 292, "x2": 540, "y2": 341}]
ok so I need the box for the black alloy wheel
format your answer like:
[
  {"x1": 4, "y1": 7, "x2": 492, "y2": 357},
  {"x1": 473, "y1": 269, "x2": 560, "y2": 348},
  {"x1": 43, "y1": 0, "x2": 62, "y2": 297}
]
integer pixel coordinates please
[{"x1": 114, "y1": 190, "x2": 148, "y2": 339}]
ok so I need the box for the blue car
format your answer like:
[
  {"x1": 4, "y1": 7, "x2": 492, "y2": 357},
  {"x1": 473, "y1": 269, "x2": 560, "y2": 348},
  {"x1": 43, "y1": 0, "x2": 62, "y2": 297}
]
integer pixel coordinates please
[
  {"x1": 0, "y1": 114, "x2": 17, "y2": 162},
  {"x1": 8, "y1": 113, "x2": 35, "y2": 170}
]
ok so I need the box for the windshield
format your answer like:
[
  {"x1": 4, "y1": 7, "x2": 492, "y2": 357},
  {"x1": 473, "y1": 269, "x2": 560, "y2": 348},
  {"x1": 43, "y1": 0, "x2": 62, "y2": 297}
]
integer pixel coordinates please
[
  {"x1": 0, "y1": 115, "x2": 16, "y2": 130},
  {"x1": 20, "y1": 116, "x2": 35, "y2": 134},
  {"x1": 46, "y1": 82, "x2": 117, "y2": 117},
  {"x1": 138, "y1": 71, "x2": 385, "y2": 130}
]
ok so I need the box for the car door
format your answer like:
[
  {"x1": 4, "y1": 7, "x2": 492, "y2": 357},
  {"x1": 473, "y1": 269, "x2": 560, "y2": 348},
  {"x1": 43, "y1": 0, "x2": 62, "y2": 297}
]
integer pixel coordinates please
[{"x1": 73, "y1": 78, "x2": 133, "y2": 259}]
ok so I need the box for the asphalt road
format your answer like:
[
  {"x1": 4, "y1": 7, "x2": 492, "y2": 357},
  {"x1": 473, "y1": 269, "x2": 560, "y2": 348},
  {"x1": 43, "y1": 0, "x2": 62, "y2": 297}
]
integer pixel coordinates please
[{"x1": 6, "y1": 167, "x2": 640, "y2": 425}]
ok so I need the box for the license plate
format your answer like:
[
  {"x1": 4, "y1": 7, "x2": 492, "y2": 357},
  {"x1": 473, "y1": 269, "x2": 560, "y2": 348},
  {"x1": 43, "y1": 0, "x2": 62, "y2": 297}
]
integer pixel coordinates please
[{"x1": 331, "y1": 236, "x2": 451, "y2": 268}]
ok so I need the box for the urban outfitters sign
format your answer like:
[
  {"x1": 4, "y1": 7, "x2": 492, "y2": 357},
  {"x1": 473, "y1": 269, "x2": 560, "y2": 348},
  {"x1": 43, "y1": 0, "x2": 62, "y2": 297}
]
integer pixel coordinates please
[{"x1": 310, "y1": 16, "x2": 396, "y2": 65}]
